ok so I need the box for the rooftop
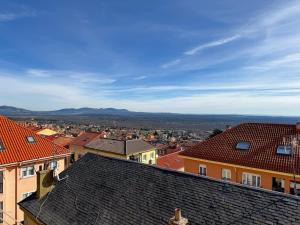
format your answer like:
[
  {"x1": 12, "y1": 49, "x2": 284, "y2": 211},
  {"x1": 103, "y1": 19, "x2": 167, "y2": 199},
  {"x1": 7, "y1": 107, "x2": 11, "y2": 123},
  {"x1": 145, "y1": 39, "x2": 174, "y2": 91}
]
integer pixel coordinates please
[
  {"x1": 157, "y1": 151, "x2": 184, "y2": 170},
  {"x1": 85, "y1": 138, "x2": 154, "y2": 155},
  {"x1": 0, "y1": 116, "x2": 70, "y2": 166},
  {"x1": 69, "y1": 132, "x2": 100, "y2": 146},
  {"x1": 180, "y1": 123, "x2": 300, "y2": 174},
  {"x1": 20, "y1": 153, "x2": 300, "y2": 225}
]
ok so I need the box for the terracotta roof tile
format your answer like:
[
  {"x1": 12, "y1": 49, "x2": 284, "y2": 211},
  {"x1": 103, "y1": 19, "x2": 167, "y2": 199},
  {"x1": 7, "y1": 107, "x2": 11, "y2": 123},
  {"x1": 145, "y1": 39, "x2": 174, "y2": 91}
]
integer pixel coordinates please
[
  {"x1": 0, "y1": 116, "x2": 70, "y2": 165},
  {"x1": 69, "y1": 132, "x2": 100, "y2": 146},
  {"x1": 180, "y1": 123, "x2": 300, "y2": 174},
  {"x1": 157, "y1": 151, "x2": 184, "y2": 170}
]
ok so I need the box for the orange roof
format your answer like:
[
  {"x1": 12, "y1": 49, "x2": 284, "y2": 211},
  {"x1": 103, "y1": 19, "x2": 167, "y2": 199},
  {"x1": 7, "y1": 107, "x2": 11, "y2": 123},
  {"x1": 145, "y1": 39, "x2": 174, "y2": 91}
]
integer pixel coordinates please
[
  {"x1": 0, "y1": 116, "x2": 70, "y2": 165},
  {"x1": 180, "y1": 123, "x2": 300, "y2": 174},
  {"x1": 53, "y1": 136, "x2": 74, "y2": 148},
  {"x1": 69, "y1": 132, "x2": 101, "y2": 146},
  {"x1": 157, "y1": 151, "x2": 184, "y2": 170}
]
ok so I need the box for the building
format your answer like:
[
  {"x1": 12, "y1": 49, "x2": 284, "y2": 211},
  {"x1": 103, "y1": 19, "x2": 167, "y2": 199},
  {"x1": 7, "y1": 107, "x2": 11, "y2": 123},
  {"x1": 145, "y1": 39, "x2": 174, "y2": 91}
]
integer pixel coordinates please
[
  {"x1": 180, "y1": 123, "x2": 300, "y2": 195},
  {"x1": 84, "y1": 138, "x2": 156, "y2": 164},
  {"x1": 0, "y1": 116, "x2": 71, "y2": 224},
  {"x1": 157, "y1": 151, "x2": 184, "y2": 171},
  {"x1": 69, "y1": 132, "x2": 101, "y2": 161},
  {"x1": 20, "y1": 153, "x2": 300, "y2": 225},
  {"x1": 36, "y1": 128, "x2": 58, "y2": 137}
]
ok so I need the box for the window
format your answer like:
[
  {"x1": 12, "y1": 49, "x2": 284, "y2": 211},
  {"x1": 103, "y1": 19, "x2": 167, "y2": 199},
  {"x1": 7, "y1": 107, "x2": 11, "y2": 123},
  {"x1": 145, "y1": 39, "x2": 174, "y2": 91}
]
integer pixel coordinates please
[
  {"x1": 21, "y1": 166, "x2": 34, "y2": 178},
  {"x1": 0, "y1": 140, "x2": 4, "y2": 151},
  {"x1": 236, "y1": 142, "x2": 250, "y2": 150},
  {"x1": 199, "y1": 165, "x2": 207, "y2": 176},
  {"x1": 26, "y1": 136, "x2": 35, "y2": 143},
  {"x1": 0, "y1": 201, "x2": 3, "y2": 223},
  {"x1": 143, "y1": 154, "x2": 147, "y2": 161},
  {"x1": 242, "y1": 173, "x2": 261, "y2": 187},
  {"x1": 222, "y1": 169, "x2": 231, "y2": 180},
  {"x1": 290, "y1": 181, "x2": 300, "y2": 196},
  {"x1": 150, "y1": 152, "x2": 154, "y2": 159},
  {"x1": 49, "y1": 161, "x2": 58, "y2": 170},
  {"x1": 0, "y1": 171, "x2": 3, "y2": 193},
  {"x1": 276, "y1": 145, "x2": 292, "y2": 155},
  {"x1": 272, "y1": 177, "x2": 285, "y2": 192},
  {"x1": 22, "y1": 192, "x2": 33, "y2": 200}
]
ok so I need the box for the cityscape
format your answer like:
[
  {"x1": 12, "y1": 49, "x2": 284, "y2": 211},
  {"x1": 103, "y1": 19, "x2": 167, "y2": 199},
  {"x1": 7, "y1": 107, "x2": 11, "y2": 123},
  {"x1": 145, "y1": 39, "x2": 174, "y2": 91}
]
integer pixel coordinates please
[{"x1": 1, "y1": 1, "x2": 300, "y2": 225}]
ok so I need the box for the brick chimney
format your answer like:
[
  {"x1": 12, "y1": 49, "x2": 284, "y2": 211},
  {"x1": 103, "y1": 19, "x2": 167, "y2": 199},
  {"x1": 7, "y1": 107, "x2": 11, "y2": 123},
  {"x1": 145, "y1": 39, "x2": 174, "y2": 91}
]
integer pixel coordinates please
[
  {"x1": 296, "y1": 123, "x2": 300, "y2": 132},
  {"x1": 36, "y1": 170, "x2": 54, "y2": 199},
  {"x1": 169, "y1": 208, "x2": 188, "y2": 225}
]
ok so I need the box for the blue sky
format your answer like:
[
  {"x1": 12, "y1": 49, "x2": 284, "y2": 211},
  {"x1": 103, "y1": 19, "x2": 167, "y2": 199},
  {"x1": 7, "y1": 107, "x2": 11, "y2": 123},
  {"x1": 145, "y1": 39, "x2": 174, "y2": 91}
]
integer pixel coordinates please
[{"x1": 1, "y1": 0, "x2": 300, "y2": 115}]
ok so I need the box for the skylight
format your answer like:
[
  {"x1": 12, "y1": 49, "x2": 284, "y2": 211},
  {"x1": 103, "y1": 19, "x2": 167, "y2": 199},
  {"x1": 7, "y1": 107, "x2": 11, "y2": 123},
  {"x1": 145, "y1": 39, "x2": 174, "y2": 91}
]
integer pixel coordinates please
[
  {"x1": 27, "y1": 136, "x2": 36, "y2": 143},
  {"x1": 0, "y1": 140, "x2": 4, "y2": 151},
  {"x1": 276, "y1": 145, "x2": 292, "y2": 155},
  {"x1": 236, "y1": 142, "x2": 250, "y2": 150}
]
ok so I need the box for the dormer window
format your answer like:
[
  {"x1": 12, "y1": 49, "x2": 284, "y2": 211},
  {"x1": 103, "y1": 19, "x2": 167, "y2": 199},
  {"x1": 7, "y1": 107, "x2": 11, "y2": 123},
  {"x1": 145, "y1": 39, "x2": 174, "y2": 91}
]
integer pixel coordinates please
[
  {"x1": 27, "y1": 136, "x2": 36, "y2": 143},
  {"x1": 277, "y1": 145, "x2": 292, "y2": 155},
  {"x1": 236, "y1": 141, "x2": 250, "y2": 150}
]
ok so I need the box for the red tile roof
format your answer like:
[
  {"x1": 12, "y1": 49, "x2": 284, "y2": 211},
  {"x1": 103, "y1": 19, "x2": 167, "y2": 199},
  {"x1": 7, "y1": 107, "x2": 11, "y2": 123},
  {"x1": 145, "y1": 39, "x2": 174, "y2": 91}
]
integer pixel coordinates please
[
  {"x1": 180, "y1": 123, "x2": 300, "y2": 174},
  {"x1": 69, "y1": 132, "x2": 100, "y2": 146},
  {"x1": 157, "y1": 151, "x2": 184, "y2": 171},
  {"x1": 0, "y1": 116, "x2": 70, "y2": 165}
]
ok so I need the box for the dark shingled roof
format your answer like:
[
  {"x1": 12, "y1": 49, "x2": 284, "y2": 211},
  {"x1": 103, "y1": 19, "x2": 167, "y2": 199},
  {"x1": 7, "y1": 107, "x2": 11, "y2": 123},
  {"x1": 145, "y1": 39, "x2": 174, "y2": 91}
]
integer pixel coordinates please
[
  {"x1": 19, "y1": 153, "x2": 300, "y2": 225},
  {"x1": 181, "y1": 123, "x2": 300, "y2": 174},
  {"x1": 85, "y1": 138, "x2": 154, "y2": 155}
]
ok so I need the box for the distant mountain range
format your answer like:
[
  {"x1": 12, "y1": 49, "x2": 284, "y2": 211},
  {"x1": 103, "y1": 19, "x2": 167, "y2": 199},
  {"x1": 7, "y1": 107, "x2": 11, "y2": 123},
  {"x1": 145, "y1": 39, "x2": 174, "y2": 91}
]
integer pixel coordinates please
[
  {"x1": 0, "y1": 105, "x2": 132, "y2": 116},
  {"x1": 1, "y1": 105, "x2": 300, "y2": 126}
]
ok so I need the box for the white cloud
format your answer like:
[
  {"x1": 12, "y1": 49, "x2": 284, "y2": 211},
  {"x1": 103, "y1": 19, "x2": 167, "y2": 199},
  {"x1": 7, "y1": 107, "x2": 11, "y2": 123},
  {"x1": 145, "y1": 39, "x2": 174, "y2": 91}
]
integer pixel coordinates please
[
  {"x1": 0, "y1": 9, "x2": 35, "y2": 22},
  {"x1": 161, "y1": 59, "x2": 181, "y2": 69},
  {"x1": 184, "y1": 34, "x2": 241, "y2": 55},
  {"x1": 133, "y1": 75, "x2": 147, "y2": 80}
]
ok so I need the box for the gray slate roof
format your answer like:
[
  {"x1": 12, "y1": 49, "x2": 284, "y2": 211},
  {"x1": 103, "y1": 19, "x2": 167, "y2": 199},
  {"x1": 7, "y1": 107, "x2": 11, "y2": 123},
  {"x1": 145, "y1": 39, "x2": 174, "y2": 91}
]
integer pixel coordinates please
[
  {"x1": 85, "y1": 138, "x2": 154, "y2": 155},
  {"x1": 19, "y1": 153, "x2": 300, "y2": 225}
]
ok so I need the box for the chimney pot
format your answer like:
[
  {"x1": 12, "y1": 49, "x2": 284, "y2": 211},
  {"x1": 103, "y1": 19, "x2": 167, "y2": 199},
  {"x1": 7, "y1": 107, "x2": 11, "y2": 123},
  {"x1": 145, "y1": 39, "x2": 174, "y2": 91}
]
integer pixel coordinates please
[{"x1": 169, "y1": 208, "x2": 188, "y2": 225}]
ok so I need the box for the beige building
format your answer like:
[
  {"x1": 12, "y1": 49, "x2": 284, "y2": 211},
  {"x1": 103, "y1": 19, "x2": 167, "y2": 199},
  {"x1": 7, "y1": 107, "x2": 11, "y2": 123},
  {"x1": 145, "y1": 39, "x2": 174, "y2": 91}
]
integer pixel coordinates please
[
  {"x1": 0, "y1": 116, "x2": 71, "y2": 224},
  {"x1": 69, "y1": 133, "x2": 157, "y2": 164}
]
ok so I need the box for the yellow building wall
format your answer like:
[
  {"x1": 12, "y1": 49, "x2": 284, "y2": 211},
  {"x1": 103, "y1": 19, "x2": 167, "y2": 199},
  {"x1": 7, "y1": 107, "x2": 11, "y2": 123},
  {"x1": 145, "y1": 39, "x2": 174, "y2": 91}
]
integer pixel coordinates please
[
  {"x1": 70, "y1": 145, "x2": 156, "y2": 165},
  {"x1": 0, "y1": 157, "x2": 66, "y2": 225},
  {"x1": 36, "y1": 129, "x2": 57, "y2": 136}
]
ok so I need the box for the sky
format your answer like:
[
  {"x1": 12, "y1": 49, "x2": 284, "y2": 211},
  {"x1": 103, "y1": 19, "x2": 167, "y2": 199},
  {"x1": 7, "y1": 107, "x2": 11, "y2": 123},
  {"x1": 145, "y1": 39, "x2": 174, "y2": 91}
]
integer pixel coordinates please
[{"x1": 1, "y1": 0, "x2": 300, "y2": 115}]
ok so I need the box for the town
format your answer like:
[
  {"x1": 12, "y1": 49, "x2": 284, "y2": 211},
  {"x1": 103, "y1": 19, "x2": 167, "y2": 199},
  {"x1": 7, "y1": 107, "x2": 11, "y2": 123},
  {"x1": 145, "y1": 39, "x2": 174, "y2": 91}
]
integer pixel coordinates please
[{"x1": 1, "y1": 0, "x2": 300, "y2": 224}]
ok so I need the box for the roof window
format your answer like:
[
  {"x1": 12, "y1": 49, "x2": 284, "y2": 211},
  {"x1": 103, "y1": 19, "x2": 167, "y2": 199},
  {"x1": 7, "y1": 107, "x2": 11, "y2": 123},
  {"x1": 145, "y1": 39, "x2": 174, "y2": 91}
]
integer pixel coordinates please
[
  {"x1": 0, "y1": 139, "x2": 4, "y2": 151},
  {"x1": 27, "y1": 136, "x2": 36, "y2": 143},
  {"x1": 276, "y1": 145, "x2": 292, "y2": 155},
  {"x1": 236, "y1": 141, "x2": 250, "y2": 150}
]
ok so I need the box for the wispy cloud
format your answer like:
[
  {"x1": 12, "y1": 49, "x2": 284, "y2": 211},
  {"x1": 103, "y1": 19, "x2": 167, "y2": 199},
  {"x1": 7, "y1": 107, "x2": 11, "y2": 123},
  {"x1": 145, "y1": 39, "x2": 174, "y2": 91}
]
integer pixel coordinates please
[
  {"x1": 0, "y1": 9, "x2": 35, "y2": 22},
  {"x1": 133, "y1": 75, "x2": 147, "y2": 80},
  {"x1": 161, "y1": 59, "x2": 181, "y2": 69},
  {"x1": 26, "y1": 69, "x2": 116, "y2": 84},
  {"x1": 184, "y1": 34, "x2": 241, "y2": 55}
]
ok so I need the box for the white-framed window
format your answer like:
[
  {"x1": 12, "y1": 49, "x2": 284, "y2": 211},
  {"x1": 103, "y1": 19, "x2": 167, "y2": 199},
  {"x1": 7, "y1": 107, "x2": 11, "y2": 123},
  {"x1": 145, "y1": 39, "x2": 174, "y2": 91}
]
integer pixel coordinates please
[
  {"x1": 222, "y1": 169, "x2": 231, "y2": 180},
  {"x1": 22, "y1": 192, "x2": 33, "y2": 200},
  {"x1": 242, "y1": 172, "x2": 261, "y2": 187},
  {"x1": 49, "y1": 161, "x2": 58, "y2": 170},
  {"x1": 143, "y1": 154, "x2": 147, "y2": 161},
  {"x1": 199, "y1": 164, "x2": 207, "y2": 176},
  {"x1": 21, "y1": 166, "x2": 35, "y2": 178}
]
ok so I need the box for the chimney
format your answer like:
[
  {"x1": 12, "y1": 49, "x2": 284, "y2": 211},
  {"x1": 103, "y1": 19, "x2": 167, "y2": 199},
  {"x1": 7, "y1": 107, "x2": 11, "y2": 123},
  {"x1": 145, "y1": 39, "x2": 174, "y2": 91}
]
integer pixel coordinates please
[
  {"x1": 36, "y1": 170, "x2": 54, "y2": 199},
  {"x1": 169, "y1": 208, "x2": 188, "y2": 225},
  {"x1": 296, "y1": 123, "x2": 300, "y2": 132}
]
